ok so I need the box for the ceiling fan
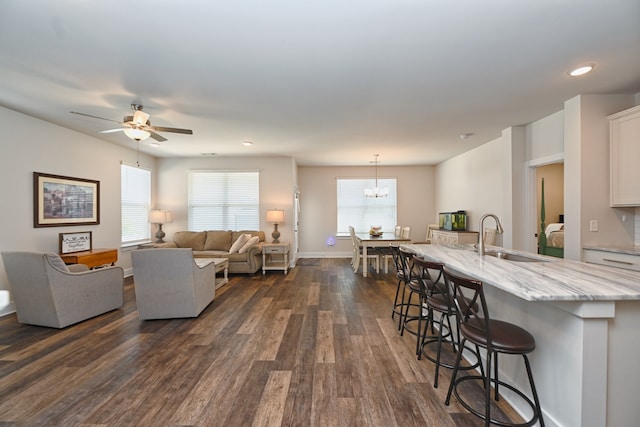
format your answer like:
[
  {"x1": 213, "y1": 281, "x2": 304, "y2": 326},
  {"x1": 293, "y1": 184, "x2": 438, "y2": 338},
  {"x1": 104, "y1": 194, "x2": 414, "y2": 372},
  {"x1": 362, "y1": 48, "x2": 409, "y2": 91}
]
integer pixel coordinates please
[{"x1": 70, "y1": 104, "x2": 193, "y2": 142}]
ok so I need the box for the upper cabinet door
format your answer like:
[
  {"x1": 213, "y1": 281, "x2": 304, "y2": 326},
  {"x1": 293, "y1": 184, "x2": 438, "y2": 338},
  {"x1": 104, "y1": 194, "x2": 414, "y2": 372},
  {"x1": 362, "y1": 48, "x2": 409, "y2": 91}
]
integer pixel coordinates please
[{"x1": 609, "y1": 105, "x2": 640, "y2": 207}]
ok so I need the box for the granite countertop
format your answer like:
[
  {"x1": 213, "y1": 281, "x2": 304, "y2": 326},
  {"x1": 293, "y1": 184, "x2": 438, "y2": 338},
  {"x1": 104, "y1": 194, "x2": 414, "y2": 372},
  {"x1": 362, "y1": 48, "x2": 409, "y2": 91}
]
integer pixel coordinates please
[
  {"x1": 583, "y1": 245, "x2": 640, "y2": 256},
  {"x1": 402, "y1": 244, "x2": 640, "y2": 302}
]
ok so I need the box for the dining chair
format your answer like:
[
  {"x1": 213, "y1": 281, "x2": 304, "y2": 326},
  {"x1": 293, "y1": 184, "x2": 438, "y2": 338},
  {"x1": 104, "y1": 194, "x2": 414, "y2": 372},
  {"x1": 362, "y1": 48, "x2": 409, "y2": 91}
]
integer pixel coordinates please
[
  {"x1": 349, "y1": 226, "x2": 379, "y2": 274},
  {"x1": 426, "y1": 224, "x2": 439, "y2": 243},
  {"x1": 378, "y1": 225, "x2": 401, "y2": 273},
  {"x1": 401, "y1": 226, "x2": 411, "y2": 239}
]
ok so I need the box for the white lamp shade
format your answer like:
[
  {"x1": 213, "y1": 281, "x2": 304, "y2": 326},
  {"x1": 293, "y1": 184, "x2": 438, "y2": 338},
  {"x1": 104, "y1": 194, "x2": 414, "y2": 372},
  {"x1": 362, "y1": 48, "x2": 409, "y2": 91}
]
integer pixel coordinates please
[
  {"x1": 266, "y1": 209, "x2": 285, "y2": 224},
  {"x1": 149, "y1": 209, "x2": 173, "y2": 224},
  {"x1": 124, "y1": 128, "x2": 151, "y2": 141}
]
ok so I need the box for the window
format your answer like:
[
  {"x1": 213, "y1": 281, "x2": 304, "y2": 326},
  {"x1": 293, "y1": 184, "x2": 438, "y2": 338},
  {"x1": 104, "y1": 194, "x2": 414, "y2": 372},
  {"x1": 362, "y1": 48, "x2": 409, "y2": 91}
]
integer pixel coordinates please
[
  {"x1": 121, "y1": 164, "x2": 151, "y2": 245},
  {"x1": 337, "y1": 178, "x2": 397, "y2": 234},
  {"x1": 188, "y1": 171, "x2": 259, "y2": 231}
]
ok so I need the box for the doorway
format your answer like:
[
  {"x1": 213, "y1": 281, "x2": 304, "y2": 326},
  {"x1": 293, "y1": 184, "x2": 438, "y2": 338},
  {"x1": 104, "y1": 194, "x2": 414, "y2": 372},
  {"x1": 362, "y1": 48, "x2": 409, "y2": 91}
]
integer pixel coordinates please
[
  {"x1": 524, "y1": 157, "x2": 564, "y2": 254},
  {"x1": 536, "y1": 163, "x2": 564, "y2": 254}
]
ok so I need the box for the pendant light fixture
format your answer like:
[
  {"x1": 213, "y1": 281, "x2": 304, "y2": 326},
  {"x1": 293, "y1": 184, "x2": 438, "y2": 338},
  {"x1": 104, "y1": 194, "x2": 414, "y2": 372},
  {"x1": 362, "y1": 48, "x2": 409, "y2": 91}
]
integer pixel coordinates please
[{"x1": 364, "y1": 154, "x2": 389, "y2": 198}]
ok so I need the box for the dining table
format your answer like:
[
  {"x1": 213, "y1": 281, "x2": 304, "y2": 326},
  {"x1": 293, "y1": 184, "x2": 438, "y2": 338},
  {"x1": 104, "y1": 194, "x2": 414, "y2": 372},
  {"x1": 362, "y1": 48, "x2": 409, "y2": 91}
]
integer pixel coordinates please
[{"x1": 355, "y1": 232, "x2": 411, "y2": 277}]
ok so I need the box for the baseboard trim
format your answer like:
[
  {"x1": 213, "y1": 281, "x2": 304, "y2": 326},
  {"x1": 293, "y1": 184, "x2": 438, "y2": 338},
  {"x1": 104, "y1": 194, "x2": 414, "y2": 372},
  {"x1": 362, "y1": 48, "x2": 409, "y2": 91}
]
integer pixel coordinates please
[{"x1": 297, "y1": 252, "x2": 351, "y2": 258}]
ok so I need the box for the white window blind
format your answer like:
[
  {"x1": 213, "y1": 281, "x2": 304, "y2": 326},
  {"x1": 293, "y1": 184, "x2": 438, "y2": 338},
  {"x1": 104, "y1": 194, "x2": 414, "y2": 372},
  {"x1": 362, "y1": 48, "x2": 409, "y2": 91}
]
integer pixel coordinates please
[
  {"x1": 337, "y1": 178, "x2": 397, "y2": 234},
  {"x1": 121, "y1": 164, "x2": 151, "y2": 244},
  {"x1": 188, "y1": 171, "x2": 259, "y2": 231}
]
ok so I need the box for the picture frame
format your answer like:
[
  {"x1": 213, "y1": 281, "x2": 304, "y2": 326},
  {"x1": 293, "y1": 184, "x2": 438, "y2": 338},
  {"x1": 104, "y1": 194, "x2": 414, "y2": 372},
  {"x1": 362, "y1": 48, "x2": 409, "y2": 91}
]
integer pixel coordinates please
[
  {"x1": 34, "y1": 172, "x2": 100, "y2": 227},
  {"x1": 59, "y1": 231, "x2": 92, "y2": 254}
]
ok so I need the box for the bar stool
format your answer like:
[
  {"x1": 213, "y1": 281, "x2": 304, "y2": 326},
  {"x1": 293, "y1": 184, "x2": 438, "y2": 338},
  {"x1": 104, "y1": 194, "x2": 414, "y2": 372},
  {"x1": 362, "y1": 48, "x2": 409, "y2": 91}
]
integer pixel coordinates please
[
  {"x1": 397, "y1": 248, "x2": 423, "y2": 336},
  {"x1": 443, "y1": 267, "x2": 544, "y2": 427},
  {"x1": 406, "y1": 256, "x2": 446, "y2": 359},
  {"x1": 387, "y1": 245, "x2": 407, "y2": 329},
  {"x1": 414, "y1": 258, "x2": 482, "y2": 388}
]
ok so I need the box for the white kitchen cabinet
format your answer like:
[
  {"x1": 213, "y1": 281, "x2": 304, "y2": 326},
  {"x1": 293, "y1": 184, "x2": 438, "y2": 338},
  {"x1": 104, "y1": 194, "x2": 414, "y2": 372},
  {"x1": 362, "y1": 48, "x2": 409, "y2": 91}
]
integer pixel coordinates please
[
  {"x1": 584, "y1": 248, "x2": 640, "y2": 272},
  {"x1": 609, "y1": 105, "x2": 640, "y2": 207}
]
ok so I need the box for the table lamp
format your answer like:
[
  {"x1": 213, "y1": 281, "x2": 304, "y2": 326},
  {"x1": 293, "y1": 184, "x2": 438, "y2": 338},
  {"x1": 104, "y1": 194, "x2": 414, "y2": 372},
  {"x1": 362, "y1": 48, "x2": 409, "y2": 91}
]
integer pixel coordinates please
[
  {"x1": 266, "y1": 209, "x2": 284, "y2": 243},
  {"x1": 149, "y1": 209, "x2": 173, "y2": 243}
]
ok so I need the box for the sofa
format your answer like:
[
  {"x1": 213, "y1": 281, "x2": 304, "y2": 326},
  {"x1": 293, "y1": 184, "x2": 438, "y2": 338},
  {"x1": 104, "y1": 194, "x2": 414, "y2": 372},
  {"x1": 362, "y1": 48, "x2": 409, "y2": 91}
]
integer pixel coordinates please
[{"x1": 150, "y1": 230, "x2": 266, "y2": 274}]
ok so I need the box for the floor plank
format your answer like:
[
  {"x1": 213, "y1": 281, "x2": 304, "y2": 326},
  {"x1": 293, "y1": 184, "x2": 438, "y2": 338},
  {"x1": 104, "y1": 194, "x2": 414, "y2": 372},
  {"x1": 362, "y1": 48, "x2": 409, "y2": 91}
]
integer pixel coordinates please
[{"x1": 0, "y1": 258, "x2": 526, "y2": 426}]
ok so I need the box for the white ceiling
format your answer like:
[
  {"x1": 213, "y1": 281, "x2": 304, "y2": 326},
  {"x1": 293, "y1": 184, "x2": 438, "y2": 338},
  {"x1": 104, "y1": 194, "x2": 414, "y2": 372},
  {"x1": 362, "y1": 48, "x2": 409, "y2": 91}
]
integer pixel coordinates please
[{"x1": 1, "y1": 1, "x2": 639, "y2": 166}]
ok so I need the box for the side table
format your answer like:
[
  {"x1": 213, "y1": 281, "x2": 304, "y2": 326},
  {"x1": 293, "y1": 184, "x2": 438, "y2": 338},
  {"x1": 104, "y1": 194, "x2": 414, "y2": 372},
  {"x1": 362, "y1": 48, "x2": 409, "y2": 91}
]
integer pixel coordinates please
[
  {"x1": 262, "y1": 242, "x2": 290, "y2": 275},
  {"x1": 60, "y1": 248, "x2": 118, "y2": 269}
]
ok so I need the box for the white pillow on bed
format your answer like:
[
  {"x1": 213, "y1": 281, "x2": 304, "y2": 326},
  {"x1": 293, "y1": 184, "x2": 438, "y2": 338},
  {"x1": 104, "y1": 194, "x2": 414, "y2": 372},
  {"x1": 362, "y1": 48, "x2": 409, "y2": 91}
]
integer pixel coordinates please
[
  {"x1": 229, "y1": 234, "x2": 251, "y2": 254},
  {"x1": 545, "y1": 223, "x2": 564, "y2": 237}
]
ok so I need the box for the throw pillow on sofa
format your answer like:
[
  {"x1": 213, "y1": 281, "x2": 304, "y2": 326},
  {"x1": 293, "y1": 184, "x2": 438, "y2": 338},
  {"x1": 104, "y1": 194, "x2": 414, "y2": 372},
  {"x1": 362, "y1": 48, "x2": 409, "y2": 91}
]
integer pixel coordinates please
[
  {"x1": 229, "y1": 233, "x2": 251, "y2": 254},
  {"x1": 238, "y1": 236, "x2": 260, "y2": 253}
]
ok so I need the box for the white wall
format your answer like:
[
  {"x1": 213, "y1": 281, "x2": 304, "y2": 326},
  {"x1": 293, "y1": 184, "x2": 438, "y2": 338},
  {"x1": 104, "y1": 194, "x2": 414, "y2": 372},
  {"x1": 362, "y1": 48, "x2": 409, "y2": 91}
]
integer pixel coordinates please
[
  {"x1": 0, "y1": 106, "x2": 156, "y2": 316},
  {"x1": 526, "y1": 110, "x2": 564, "y2": 162},
  {"x1": 435, "y1": 134, "x2": 515, "y2": 247},
  {"x1": 155, "y1": 155, "x2": 298, "y2": 257},
  {"x1": 297, "y1": 165, "x2": 435, "y2": 256},
  {"x1": 524, "y1": 111, "x2": 565, "y2": 253},
  {"x1": 564, "y1": 94, "x2": 637, "y2": 260}
]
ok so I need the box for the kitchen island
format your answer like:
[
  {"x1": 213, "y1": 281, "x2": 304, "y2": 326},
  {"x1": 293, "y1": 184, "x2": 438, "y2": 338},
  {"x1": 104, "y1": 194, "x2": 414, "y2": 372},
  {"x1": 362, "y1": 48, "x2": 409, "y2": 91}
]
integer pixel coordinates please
[{"x1": 402, "y1": 243, "x2": 640, "y2": 427}]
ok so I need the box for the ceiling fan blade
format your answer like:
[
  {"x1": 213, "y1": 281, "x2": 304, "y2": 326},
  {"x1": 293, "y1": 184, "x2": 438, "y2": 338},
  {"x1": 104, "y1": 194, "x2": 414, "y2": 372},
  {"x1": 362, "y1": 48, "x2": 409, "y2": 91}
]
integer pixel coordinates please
[
  {"x1": 148, "y1": 130, "x2": 168, "y2": 142},
  {"x1": 151, "y1": 126, "x2": 193, "y2": 135},
  {"x1": 70, "y1": 111, "x2": 122, "y2": 123},
  {"x1": 99, "y1": 128, "x2": 126, "y2": 134}
]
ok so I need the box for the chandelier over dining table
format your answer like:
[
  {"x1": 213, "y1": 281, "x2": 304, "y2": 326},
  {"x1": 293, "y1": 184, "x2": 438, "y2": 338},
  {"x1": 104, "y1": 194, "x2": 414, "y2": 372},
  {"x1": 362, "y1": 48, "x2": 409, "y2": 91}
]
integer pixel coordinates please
[{"x1": 364, "y1": 154, "x2": 389, "y2": 198}]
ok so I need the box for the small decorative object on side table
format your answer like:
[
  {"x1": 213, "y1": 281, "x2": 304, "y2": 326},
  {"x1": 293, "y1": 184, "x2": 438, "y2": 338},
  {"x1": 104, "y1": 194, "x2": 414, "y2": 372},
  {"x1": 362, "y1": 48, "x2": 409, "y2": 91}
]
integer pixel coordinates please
[{"x1": 262, "y1": 242, "x2": 290, "y2": 275}]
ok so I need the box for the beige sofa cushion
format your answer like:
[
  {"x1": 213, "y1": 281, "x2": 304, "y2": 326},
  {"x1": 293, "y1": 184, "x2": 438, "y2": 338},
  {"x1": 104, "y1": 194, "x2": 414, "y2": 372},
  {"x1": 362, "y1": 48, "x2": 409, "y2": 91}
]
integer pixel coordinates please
[
  {"x1": 204, "y1": 230, "x2": 232, "y2": 251},
  {"x1": 173, "y1": 231, "x2": 207, "y2": 251}
]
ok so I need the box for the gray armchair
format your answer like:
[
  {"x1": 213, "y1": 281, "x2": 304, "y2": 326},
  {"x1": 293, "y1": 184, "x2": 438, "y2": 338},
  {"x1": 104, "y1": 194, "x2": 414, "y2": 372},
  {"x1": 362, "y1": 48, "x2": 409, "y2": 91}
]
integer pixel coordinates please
[
  {"x1": 131, "y1": 248, "x2": 217, "y2": 320},
  {"x1": 1, "y1": 251, "x2": 124, "y2": 328}
]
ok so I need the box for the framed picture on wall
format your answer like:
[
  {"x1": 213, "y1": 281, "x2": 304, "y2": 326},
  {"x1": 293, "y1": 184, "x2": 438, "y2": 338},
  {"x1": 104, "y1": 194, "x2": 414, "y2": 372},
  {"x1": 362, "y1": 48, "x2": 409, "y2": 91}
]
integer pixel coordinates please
[
  {"x1": 33, "y1": 172, "x2": 100, "y2": 227},
  {"x1": 59, "y1": 231, "x2": 92, "y2": 254}
]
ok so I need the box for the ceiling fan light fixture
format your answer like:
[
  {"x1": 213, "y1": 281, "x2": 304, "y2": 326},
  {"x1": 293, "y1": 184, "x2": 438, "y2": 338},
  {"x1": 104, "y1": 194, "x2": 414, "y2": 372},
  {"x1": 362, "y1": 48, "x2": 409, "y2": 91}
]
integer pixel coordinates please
[
  {"x1": 132, "y1": 110, "x2": 150, "y2": 125},
  {"x1": 124, "y1": 128, "x2": 151, "y2": 141}
]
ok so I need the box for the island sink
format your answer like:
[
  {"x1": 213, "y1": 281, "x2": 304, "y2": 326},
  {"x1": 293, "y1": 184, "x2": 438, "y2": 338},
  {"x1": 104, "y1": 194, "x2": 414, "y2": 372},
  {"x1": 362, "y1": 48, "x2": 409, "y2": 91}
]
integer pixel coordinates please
[{"x1": 484, "y1": 251, "x2": 549, "y2": 262}]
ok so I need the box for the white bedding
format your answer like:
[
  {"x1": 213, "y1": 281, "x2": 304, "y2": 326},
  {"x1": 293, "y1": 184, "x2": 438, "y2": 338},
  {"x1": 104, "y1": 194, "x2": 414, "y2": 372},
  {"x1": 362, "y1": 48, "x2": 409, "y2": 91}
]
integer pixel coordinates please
[{"x1": 545, "y1": 223, "x2": 564, "y2": 238}]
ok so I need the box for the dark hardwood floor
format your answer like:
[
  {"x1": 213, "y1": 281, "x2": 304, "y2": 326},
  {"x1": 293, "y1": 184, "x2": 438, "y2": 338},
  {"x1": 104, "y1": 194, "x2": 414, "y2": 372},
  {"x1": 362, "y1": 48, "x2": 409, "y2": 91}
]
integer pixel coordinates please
[{"x1": 0, "y1": 258, "x2": 524, "y2": 426}]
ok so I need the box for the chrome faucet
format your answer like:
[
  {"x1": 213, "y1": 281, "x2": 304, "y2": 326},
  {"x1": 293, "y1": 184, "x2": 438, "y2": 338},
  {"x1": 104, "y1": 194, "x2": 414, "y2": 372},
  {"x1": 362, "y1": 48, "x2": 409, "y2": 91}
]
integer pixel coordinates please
[{"x1": 478, "y1": 213, "x2": 504, "y2": 256}]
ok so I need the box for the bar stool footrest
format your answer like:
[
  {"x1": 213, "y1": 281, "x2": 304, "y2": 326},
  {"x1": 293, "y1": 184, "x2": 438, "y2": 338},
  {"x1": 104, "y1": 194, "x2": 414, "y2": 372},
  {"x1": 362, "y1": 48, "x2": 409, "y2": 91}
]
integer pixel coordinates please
[
  {"x1": 421, "y1": 339, "x2": 482, "y2": 371},
  {"x1": 451, "y1": 375, "x2": 541, "y2": 427}
]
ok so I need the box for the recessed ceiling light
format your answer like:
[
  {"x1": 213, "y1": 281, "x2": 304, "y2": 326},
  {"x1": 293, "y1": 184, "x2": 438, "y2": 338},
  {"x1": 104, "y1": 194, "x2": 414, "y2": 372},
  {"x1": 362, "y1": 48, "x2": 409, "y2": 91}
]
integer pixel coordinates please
[
  {"x1": 200, "y1": 153, "x2": 216, "y2": 156},
  {"x1": 459, "y1": 133, "x2": 474, "y2": 140},
  {"x1": 243, "y1": 140, "x2": 253, "y2": 146},
  {"x1": 568, "y1": 64, "x2": 594, "y2": 77}
]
